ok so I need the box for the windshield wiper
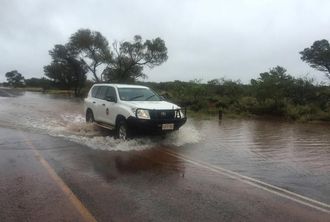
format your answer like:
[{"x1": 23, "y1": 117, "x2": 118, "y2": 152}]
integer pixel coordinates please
[
  {"x1": 145, "y1": 94, "x2": 156, "y2": 101},
  {"x1": 129, "y1": 95, "x2": 144, "y2": 101}
]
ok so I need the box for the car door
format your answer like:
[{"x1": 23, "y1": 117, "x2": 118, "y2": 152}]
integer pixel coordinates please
[
  {"x1": 94, "y1": 86, "x2": 108, "y2": 122},
  {"x1": 101, "y1": 86, "x2": 118, "y2": 125},
  {"x1": 86, "y1": 85, "x2": 99, "y2": 113}
]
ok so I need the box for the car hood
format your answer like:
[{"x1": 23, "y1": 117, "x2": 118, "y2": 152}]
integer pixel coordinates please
[{"x1": 121, "y1": 101, "x2": 181, "y2": 110}]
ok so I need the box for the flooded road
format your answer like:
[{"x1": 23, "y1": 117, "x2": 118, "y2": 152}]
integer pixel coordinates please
[
  {"x1": 0, "y1": 90, "x2": 200, "y2": 150},
  {"x1": 0, "y1": 89, "x2": 329, "y2": 221}
]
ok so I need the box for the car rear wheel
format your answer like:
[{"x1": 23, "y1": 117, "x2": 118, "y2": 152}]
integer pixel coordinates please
[{"x1": 86, "y1": 109, "x2": 95, "y2": 123}]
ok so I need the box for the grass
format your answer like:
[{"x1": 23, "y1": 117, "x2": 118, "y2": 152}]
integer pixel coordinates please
[
  {"x1": 19, "y1": 87, "x2": 76, "y2": 96},
  {"x1": 19, "y1": 87, "x2": 44, "y2": 92},
  {"x1": 46, "y1": 89, "x2": 75, "y2": 96},
  {"x1": 186, "y1": 108, "x2": 225, "y2": 120}
]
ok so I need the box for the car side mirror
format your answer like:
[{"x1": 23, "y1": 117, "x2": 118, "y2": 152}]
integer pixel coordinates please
[
  {"x1": 106, "y1": 96, "x2": 117, "y2": 103},
  {"x1": 160, "y1": 96, "x2": 166, "y2": 101}
]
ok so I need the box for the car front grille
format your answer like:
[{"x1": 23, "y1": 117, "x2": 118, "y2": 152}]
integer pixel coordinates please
[{"x1": 149, "y1": 110, "x2": 176, "y2": 120}]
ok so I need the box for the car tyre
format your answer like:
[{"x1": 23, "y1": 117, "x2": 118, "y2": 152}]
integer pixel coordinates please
[
  {"x1": 116, "y1": 119, "x2": 129, "y2": 140},
  {"x1": 86, "y1": 109, "x2": 95, "y2": 123}
]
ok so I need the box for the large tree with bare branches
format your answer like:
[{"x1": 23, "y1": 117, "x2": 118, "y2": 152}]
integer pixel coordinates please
[
  {"x1": 68, "y1": 29, "x2": 112, "y2": 82},
  {"x1": 46, "y1": 29, "x2": 168, "y2": 84},
  {"x1": 300, "y1": 39, "x2": 330, "y2": 80},
  {"x1": 102, "y1": 35, "x2": 168, "y2": 83}
]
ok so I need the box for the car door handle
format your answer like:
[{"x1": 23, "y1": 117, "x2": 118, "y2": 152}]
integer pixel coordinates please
[
  {"x1": 92, "y1": 101, "x2": 96, "y2": 104},
  {"x1": 102, "y1": 104, "x2": 105, "y2": 106}
]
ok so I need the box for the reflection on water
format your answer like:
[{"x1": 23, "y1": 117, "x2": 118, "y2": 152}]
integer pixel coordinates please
[
  {"x1": 0, "y1": 91, "x2": 329, "y2": 203},
  {"x1": 183, "y1": 119, "x2": 330, "y2": 203},
  {"x1": 88, "y1": 148, "x2": 185, "y2": 182}
]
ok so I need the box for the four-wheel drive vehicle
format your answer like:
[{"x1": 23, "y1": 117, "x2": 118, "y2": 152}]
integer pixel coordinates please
[{"x1": 84, "y1": 84, "x2": 187, "y2": 139}]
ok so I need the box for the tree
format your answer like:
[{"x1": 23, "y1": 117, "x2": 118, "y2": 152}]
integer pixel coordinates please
[
  {"x1": 5, "y1": 70, "x2": 25, "y2": 87},
  {"x1": 44, "y1": 44, "x2": 87, "y2": 96},
  {"x1": 251, "y1": 66, "x2": 294, "y2": 101},
  {"x1": 25, "y1": 77, "x2": 52, "y2": 90},
  {"x1": 68, "y1": 29, "x2": 112, "y2": 82},
  {"x1": 102, "y1": 35, "x2": 168, "y2": 83},
  {"x1": 250, "y1": 66, "x2": 295, "y2": 115},
  {"x1": 46, "y1": 29, "x2": 168, "y2": 86},
  {"x1": 300, "y1": 39, "x2": 330, "y2": 80},
  {"x1": 207, "y1": 79, "x2": 221, "y2": 85}
]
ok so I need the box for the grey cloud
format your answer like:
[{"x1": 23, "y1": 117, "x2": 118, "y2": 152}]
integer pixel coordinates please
[{"x1": 1, "y1": 0, "x2": 330, "y2": 83}]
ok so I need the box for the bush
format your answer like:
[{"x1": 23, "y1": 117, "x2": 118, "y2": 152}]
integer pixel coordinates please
[
  {"x1": 238, "y1": 96, "x2": 258, "y2": 113},
  {"x1": 286, "y1": 104, "x2": 313, "y2": 120}
]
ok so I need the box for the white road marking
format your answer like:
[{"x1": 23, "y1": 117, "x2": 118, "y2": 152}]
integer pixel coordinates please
[{"x1": 164, "y1": 149, "x2": 330, "y2": 214}]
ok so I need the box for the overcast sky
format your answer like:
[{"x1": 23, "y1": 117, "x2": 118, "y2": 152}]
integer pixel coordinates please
[{"x1": 1, "y1": 0, "x2": 330, "y2": 83}]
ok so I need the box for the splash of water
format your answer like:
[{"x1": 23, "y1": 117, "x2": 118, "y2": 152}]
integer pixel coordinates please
[
  {"x1": 61, "y1": 119, "x2": 202, "y2": 151},
  {"x1": 0, "y1": 93, "x2": 202, "y2": 151},
  {"x1": 24, "y1": 112, "x2": 202, "y2": 151}
]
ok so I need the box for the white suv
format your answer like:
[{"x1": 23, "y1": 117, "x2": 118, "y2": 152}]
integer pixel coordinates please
[{"x1": 84, "y1": 84, "x2": 187, "y2": 139}]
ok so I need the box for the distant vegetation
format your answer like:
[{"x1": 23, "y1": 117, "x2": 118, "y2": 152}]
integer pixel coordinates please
[
  {"x1": 2, "y1": 32, "x2": 330, "y2": 121},
  {"x1": 4, "y1": 70, "x2": 25, "y2": 87},
  {"x1": 143, "y1": 66, "x2": 330, "y2": 121}
]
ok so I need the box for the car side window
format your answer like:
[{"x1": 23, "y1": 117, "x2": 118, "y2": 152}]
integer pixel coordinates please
[
  {"x1": 95, "y1": 86, "x2": 107, "y2": 99},
  {"x1": 105, "y1": 86, "x2": 117, "y2": 102},
  {"x1": 91, "y1": 86, "x2": 99, "y2": 98}
]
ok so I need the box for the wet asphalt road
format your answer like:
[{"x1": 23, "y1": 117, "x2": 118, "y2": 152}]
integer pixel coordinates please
[{"x1": 0, "y1": 127, "x2": 329, "y2": 222}]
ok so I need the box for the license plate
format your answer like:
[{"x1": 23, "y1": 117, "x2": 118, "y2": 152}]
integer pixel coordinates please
[{"x1": 162, "y1": 123, "x2": 174, "y2": 130}]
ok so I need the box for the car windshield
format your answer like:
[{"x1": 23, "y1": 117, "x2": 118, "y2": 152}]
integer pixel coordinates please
[{"x1": 118, "y1": 87, "x2": 162, "y2": 101}]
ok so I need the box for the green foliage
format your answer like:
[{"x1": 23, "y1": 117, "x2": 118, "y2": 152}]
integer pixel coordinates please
[
  {"x1": 238, "y1": 96, "x2": 258, "y2": 113},
  {"x1": 300, "y1": 39, "x2": 330, "y2": 80},
  {"x1": 49, "y1": 29, "x2": 167, "y2": 84},
  {"x1": 251, "y1": 66, "x2": 294, "y2": 102},
  {"x1": 207, "y1": 78, "x2": 221, "y2": 85},
  {"x1": 286, "y1": 104, "x2": 313, "y2": 120},
  {"x1": 290, "y1": 77, "x2": 317, "y2": 105},
  {"x1": 69, "y1": 29, "x2": 112, "y2": 82},
  {"x1": 103, "y1": 35, "x2": 168, "y2": 83},
  {"x1": 25, "y1": 77, "x2": 52, "y2": 90},
  {"x1": 5, "y1": 70, "x2": 25, "y2": 87},
  {"x1": 44, "y1": 44, "x2": 87, "y2": 96},
  {"x1": 142, "y1": 66, "x2": 330, "y2": 121}
]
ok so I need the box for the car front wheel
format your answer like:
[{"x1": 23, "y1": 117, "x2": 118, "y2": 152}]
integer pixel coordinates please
[{"x1": 116, "y1": 119, "x2": 129, "y2": 140}]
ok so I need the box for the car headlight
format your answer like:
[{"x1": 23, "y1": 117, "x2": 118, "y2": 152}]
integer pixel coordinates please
[
  {"x1": 136, "y1": 109, "x2": 150, "y2": 119},
  {"x1": 176, "y1": 110, "x2": 185, "y2": 118},
  {"x1": 180, "y1": 110, "x2": 185, "y2": 118}
]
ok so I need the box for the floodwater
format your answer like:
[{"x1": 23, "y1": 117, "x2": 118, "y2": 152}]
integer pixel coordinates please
[{"x1": 0, "y1": 90, "x2": 329, "y2": 205}]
